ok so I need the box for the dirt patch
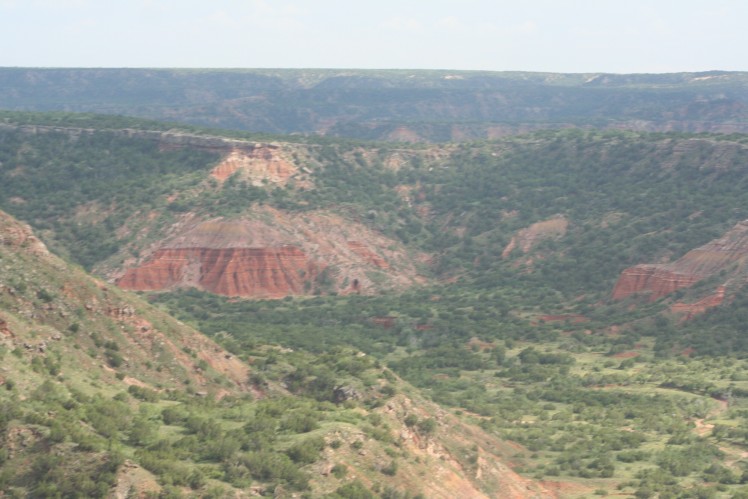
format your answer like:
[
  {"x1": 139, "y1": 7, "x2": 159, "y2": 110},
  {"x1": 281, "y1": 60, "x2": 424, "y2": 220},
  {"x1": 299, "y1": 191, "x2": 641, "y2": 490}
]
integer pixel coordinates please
[
  {"x1": 539, "y1": 314, "x2": 589, "y2": 324},
  {"x1": 612, "y1": 351, "x2": 639, "y2": 359},
  {"x1": 541, "y1": 480, "x2": 593, "y2": 497},
  {"x1": 693, "y1": 398, "x2": 728, "y2": 437},
  {"x1": 113, "y1": 460, "x2": 161, "y2": 499}
]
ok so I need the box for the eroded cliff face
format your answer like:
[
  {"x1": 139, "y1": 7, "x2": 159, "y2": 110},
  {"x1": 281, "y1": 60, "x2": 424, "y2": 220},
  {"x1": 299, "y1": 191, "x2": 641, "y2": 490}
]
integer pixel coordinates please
[
  {"x1": 670, "y1": 286, "x2": 726, "y2": 320},
  {"x1": 118, "y1": 246, "x2": 315, "y2": 298},
  {"x1": 210, "y1": 145, "x2": 303, "y2": 186},
  {"x1": 612, "y1": 266, "x2": 702, "y2": 302},
  {"x1": 612, "y1": 220, "x2": 748, "y2": 304},
  {"x1": 115, "y1": 208, "x2": 424, "y2": 297}
]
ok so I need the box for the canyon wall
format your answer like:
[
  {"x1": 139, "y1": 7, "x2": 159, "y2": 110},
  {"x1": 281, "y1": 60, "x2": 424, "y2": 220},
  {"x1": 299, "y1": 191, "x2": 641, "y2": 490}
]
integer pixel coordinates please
[
  {"x1": 115, "y1": 210, "x2": 424, "y2": 298},
  {"x1": 612, "y1": 220, "x2": 748, "y2": 304},
  {"x1": 118, "y1": 246, "x2": 315, "y2": 298}
]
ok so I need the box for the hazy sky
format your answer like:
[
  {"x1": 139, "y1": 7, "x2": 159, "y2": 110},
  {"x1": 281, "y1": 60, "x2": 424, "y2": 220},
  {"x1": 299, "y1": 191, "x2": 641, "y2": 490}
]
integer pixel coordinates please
[{"x1": 1, "y1": 0, "x2": 745, "y2": 73}]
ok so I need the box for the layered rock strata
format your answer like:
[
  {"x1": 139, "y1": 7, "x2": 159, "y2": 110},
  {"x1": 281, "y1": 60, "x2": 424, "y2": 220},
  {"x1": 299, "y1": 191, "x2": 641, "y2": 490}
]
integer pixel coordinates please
[
  {"x1": 612, "y1": 220, "x2": 748, "y2": 302},
  {"x1": 115, "y1": 210, "x2": 422, "y2": 297},
  {"x1": 612, "y1": 266, "x2": 702, "y2": 301},
  {"x1": 118, "y1": 246, "x2": 314, "y2": 298},
  {"x1": 210, "y1": 146, "x2": 299, "y2": 185},
  {"x1": 670, "y1": 286, "x2": 726, "y2": 320}
]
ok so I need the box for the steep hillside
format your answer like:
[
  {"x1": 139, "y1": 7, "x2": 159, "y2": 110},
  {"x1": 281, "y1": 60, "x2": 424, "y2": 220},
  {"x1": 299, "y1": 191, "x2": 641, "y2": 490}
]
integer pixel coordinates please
[
  {"x1": 2, "y1": 68, "x2": 748, "y2": 141},
  {"x1": 0, "y1": 210, "x2": 250, "y2": 394},
  {"x1": 0, "y1": 209, "x2": 549, "y2": 498},
  {"x1": 0, "y1": 209, "x2": 249, "y2": 497}
]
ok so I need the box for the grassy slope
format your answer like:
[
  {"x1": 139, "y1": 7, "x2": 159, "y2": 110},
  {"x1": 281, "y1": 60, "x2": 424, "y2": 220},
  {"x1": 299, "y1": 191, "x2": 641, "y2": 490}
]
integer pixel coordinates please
[{"x1": 0, "y1": 209, "x2": 549, "y2": 498}]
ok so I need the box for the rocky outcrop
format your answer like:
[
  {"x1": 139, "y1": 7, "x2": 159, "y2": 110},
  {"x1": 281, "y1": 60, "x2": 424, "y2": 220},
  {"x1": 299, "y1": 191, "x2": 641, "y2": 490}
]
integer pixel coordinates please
[
  {"x1": 502, "y1": 216, "x2": 568, "y2": 258},
  {"x1": 671, "y1": 286, "x2": 726, "y2": 320},
  {"x1": 210, "y1": 146, "x2": 301, "y2": 185},
  {"x1": 118, "y1": 246, "x2": 315, "y2": 298},
  {"x1": 0, "y1": 211, "x2": 50, "y2": 257},
  {"x1": 612, "y1": 266, "x2": 702, "y2": 301},
  {"x1": 379, "y1": 394, "x2": 558, "y2": 499},
  {"x1": 613, "y1": 220, "x2": 748, "y2": 302},
  {"x1": 114, "y1": 208, "x2": 425, "y2": 298}
]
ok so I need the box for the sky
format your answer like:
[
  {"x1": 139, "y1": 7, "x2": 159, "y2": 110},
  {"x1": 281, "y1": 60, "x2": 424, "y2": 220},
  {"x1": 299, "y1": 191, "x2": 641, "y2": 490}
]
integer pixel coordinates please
[{"x1": 0, "y1": 0, "x2": 745, "y2": 73}]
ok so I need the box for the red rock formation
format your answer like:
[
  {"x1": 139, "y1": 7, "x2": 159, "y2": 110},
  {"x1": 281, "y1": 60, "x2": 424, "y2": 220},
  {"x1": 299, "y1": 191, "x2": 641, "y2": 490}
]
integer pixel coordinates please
[
  {"x1": 210, "y1": 146, "x2": 298, "y2": 185},
  {"x1": 118, "y1": 246, "x2": 315, "y2": 298},
  {"x1": 612, "y1": 220, "x2": 748, "y2": 301},
  {"x1": 671, "y1": 286, "x2": 726, "y2": 320},
  {"x1": 118, "y1": 249, "x2": 187, "y2": 290},
  {"x1": 200, "y1": 247, "x2": 313, "y2": 297},
  {"x1": 612, "y1": 266, "x2": 702, "y2": 301},
  {"x1": 113, "y1": 209, "x2": 426, "y2": 298}
]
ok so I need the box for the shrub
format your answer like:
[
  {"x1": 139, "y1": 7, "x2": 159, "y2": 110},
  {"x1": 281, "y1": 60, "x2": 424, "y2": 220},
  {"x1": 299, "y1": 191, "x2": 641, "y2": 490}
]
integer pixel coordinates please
[
  {"x1": 286, "y1": 436, "x2": 325, "y2": 464},
  {"x1": 331, "y1": 463, "x2": 347, "y2": 478},
  {"x1": 417, "y1": 418, "x2": 437, "y2": 435},
  {"x1": 381, "y1": 459, "x2": 398, "y2": 476},
  {"x1": 331, "y1": 480, "x2": 376, "y2": 499}
]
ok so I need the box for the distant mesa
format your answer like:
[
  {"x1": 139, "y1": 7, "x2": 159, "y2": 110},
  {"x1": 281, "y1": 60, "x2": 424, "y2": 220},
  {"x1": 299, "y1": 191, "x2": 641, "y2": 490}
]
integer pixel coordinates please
[{"x1": 387, "y1": 126, "x2": 422, "y2": 143}]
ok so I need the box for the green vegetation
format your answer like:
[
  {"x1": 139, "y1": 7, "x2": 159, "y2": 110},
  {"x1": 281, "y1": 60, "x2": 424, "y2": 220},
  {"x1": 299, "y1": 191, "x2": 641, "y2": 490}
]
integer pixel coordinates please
[
  {"x1": 150, "y1": 283, "x2": 748, "y2": 496},
  {"x1": 6, "y1": 111, "x2": 748, "y2": 496},
  {"x1": 2, "y1": 68, "x2": 748, "y2": 142},
  {"x1": 0, "y1": 314, "x2": 400, "y2": 497}
]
